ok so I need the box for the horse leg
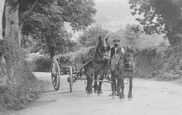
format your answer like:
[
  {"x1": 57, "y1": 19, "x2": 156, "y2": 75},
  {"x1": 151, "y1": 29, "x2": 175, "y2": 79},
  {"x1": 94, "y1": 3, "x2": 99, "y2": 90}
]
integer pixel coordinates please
[
  {"x1": 86, "y1": 74, "x2": 93, "y2": 95},
  {"x1": 116, "y1": 76, "x2": 120, "y2": 97},
  {"x1": 111, "y1": 72, "x2": 117, "y2": 98},
  {"x1": 128, "y1": 76, "x2": 133, "y2": 99},
  {"x1": 85, "y1": 83, "x2": 88, "y2": 92},
  {"x1": 85, "y1": 71, "x2": 88, "y2": 92},
  {"x1": 93, "y1": 73, "x2": 98, "y2": 93},
  {"x1": 97, "y1": 72, "x2": 104, "y2": 95},
  {"x1": 119, "y1": 77, "x2": 125, "y2": 99}
]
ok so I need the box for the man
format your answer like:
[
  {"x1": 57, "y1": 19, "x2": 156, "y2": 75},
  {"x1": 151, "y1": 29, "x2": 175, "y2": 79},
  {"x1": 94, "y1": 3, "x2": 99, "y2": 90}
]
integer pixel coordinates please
[
  {"x1": 109, "y1": 39, "x2": 120, "y2": 96},
  {"x1": 110, "y1": 39, "x2": 120, "y2": 59}
]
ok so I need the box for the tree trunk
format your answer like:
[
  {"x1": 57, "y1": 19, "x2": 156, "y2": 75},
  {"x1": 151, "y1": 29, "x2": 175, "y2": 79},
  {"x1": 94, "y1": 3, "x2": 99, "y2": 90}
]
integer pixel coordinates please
[
  {"x1": 4, "y1": 0, "x2": 20, "y2": 45},
  {"x1": 45, "y1": 33, "x2": 55, "y2": 59},
  {"x1": 0, "y1": 0, "x2": 5, "y2": 40},
  {"x1": 1, "y1": 0, "x2": 20, "y2": 82},
  {"x1": 50, "y1": 46, "x2": 55, "y2": 59},
  {"x1": 0, "y1": 0, "x2": 6, "y2": 86}
]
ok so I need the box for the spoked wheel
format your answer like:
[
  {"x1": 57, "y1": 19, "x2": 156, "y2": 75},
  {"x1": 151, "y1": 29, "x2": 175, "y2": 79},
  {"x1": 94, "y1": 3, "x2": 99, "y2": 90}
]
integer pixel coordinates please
[
  {"x1": 69, "y1": 66, "x2": 73, "y2": 92},
  {"x1": 51, "y1": 59, "x2": 60, "y2": 91}
]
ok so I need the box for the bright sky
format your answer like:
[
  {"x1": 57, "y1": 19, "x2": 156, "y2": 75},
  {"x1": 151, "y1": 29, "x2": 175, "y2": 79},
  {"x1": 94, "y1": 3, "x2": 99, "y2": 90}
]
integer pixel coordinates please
[
  {"x1": 68, "y1": 0, "x2": 138, "y2": 40},
  {"x1": 95, "y1": 0, "x2": 127, "y2": 2},
  {"x1": 94, "y1": 0, "x2": 138, "y2": 27}
]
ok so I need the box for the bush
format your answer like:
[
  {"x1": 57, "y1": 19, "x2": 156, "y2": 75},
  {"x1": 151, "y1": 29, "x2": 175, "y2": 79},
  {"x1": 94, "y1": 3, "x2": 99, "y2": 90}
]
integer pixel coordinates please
[
  {"x1": 33, "y1": 56, "x2": 52, "y2": 72},
  {"x1": 0, "y1": 40, "x2": 43, "y2": 110},
  {"x1": 135, "y1": 44, "x2": 182, "y2": 81},
  {"x1": 0, "y1": 60, "x2": 43, "y2": 110}
]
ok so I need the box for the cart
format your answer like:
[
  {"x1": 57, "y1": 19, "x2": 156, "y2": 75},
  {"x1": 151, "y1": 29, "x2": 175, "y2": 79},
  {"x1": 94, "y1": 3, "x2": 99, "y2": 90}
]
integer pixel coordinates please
[
  {"x1": 51, "y1": 55, "x2": 128, "y2": 92},
  {"x1": 51, "y1": 57, "x2": 87, "y2": 92}
]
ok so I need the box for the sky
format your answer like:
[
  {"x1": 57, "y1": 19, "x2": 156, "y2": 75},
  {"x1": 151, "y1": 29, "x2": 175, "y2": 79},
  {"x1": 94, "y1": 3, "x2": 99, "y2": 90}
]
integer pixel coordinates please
[
  {"x1": 94, "y1": 0, "x2": 138, "y2": 30},
  {"x1": 68, "y1": 0, "x2": 139, "y2": 40},
  {"x1": 95, "y1": 0, "x2": 127, "y2": 3}
]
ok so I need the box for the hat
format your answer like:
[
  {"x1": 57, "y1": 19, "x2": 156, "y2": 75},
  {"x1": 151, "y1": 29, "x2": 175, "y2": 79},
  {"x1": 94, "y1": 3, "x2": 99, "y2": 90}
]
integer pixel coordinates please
[{"x1": 113, "y1": 39, "x2": 120, "y2": 43}]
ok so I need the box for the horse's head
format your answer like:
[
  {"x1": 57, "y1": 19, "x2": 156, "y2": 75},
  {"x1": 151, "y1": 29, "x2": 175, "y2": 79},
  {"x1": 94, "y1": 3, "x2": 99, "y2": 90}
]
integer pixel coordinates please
[
  {"x1": 96, "y1": 36, "x2": 110, "y2": 61},
  {"x1": 123, "y1": 46, "x2": 135, "y2": 69}
]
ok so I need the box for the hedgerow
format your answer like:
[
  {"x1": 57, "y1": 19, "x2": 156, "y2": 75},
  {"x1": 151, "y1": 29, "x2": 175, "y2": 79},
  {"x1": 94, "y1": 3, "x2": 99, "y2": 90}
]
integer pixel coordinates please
[
  {"x1": 0, "y1": 40, "x2": 42, "y2": 110},
  {"x1": 135, "y1": 44, "x2": 182, "y2": 81}
]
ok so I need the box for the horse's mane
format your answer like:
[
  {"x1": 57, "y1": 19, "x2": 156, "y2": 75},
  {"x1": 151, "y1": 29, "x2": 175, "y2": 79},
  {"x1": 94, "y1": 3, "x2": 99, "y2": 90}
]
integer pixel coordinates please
[
  {"x1": 95, "y1": 39, "x2": 101, "y2": 52},
  {"x1": 82, "y1": 37, "x2": 110, "y2": 64},
  {"x1": 82, "y1": 47, "x2": 96, "y2": 63}
]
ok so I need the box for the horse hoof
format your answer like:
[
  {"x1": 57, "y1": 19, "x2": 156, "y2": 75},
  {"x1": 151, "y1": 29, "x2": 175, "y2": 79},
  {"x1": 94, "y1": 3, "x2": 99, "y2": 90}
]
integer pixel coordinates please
[
  {"x1": 87, "y1": 90, "x2": 92, "y2": 96},
  {"x1": 109, "y1": 94, "x2": 112, "y2": 97},
  {"x1": 94, "y1": 90, "x2": 98, "y2": 93},
  {"x1": 97, "y1": 90, "x2": 103, "y2": 95},
  {"x1": 116, "y1": 93, "x2": 118, "y2": 96},
  {"x1": 120, "y1": 94, "x2": 125, "y2": 99},
  {"x1": 112, "y1": 95, "x2": 116, "y2": 99},
  {"x1": 128, "y1": 95, "x2": 132, "y2": 99},
  {"x1": 87, "y1": 93, "x2": 92, "y2": 97},
  {"x1": 98, "y1": 91, "x2": 103, "y2": 96},
  {"x1": 98, "y1": 91, "x2": 103, "y2": 94}
]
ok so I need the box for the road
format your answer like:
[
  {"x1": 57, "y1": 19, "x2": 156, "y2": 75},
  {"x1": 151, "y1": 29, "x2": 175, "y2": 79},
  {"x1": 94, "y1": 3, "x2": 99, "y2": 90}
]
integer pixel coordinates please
[{"x1": 1, "y1": 72, "x2": 182, "y2": 115}]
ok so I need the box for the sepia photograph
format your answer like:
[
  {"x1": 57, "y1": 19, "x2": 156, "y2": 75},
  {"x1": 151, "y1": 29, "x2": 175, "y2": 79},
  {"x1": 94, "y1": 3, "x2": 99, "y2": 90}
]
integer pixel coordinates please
[{"x1": 0, "y1": 0, "x2": 182, "y2": 115}]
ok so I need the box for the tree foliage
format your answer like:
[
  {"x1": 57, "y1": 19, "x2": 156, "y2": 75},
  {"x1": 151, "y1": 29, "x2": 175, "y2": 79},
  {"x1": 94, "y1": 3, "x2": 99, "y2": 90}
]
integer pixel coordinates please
[
  {"x1": 129, "y1": 0, "x2": 182, "y2": 46},
  {"x1": 20, "y1": 0, "x2": 96, "y2": 58},
  {"x1": 21, "y1": 0, "x2": 96, "y2": 34},
  {"x1": 124, "y1": 24, "x2": 141, "y2": 46},
  {"x1": 78, "y1": 25, "x2": 108, "y2": 47}
]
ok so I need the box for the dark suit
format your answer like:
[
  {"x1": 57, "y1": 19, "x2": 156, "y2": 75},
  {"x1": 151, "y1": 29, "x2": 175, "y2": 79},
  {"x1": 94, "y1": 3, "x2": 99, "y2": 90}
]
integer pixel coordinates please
[
  {"x1": 111, "y1": 47, "x2": 122, "y2": 59},
  {"x1": 111, "y1": 47, "x2": 117, "y2": 58}
]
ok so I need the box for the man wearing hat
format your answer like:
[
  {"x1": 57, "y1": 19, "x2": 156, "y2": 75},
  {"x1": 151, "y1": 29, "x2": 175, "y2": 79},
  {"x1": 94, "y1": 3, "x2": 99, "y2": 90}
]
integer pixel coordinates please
[
  {"x1": 109, "y1": 39, "x2": 120, "y2": 96},
  {"x1": 110, "y1": 39, "x2": 120, "y2": 59}
]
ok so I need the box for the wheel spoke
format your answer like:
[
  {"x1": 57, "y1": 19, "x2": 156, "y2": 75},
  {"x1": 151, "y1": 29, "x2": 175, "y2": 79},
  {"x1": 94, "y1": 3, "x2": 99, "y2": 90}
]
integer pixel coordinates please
[
  {"x1": 52, "y1": 76, "x2": 56, "y2": 83},
  {"x1": 52, "y1": 62, "x2": 57, "y2": 74},
  {"x1": 52, "y1": 76, "x2": 56, "y2": 85},
  {"x1": 51, "y1": 59, "x2": 60, "y2": 91},
  {"x1": 54, "y1": 77, "x2": 57, "y2": 86}
]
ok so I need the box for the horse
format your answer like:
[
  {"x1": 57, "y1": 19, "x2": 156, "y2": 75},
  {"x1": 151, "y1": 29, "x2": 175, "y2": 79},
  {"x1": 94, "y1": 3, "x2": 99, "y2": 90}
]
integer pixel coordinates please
[
  {"x1": 110, "y1": 46, "x2": 135, "y2": 100},
  {"x1": 81, "y1": 47, "x2": 99, "y2": 93},
  {"x1": 79, "y1": 36, "x2": 110, "y2": 95}
]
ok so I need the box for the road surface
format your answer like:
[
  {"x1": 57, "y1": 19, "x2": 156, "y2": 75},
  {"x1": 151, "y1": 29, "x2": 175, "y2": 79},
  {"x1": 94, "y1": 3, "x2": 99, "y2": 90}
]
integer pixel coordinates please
[{"x1": 1, "y1": 72, "x2": 182, "y2": 115}]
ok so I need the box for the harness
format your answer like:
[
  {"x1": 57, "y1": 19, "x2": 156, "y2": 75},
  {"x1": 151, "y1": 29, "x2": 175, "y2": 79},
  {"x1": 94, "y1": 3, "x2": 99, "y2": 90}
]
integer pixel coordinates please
[
  {"x1": 92, "y1": 42, "x2": 110, "y2": 64},
  {"x1": 114, "y1": 52, "x2": 135, "y2": 72}
]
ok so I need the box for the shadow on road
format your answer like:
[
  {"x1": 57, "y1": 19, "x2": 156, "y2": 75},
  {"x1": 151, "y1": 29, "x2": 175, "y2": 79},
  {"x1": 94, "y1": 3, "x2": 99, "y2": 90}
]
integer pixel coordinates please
[
  {"x1": 25, "y1": 100, "x2": 56, "y2": 109},
  {"x1": 43, "y1": 90, "x2": 55, "y2": 93}
]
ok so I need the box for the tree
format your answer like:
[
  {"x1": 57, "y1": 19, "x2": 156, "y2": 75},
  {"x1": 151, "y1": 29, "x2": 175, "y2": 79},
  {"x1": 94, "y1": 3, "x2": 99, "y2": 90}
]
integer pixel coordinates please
[
  {"x1": 0, "y1": 0, "x2": 5, "y2": 40},
  {"x1": 78, "y1": 25, "x2": 108, "y2": 47},
  {"x1": 129, "y1": 0, "x2": 182, "y2": 46},
  {"x1": 124, "y1": 24, "x2": 141, "y2": 46},
  {"x1": 21, "y1": 0, "x2": 97, "y2": 58}
]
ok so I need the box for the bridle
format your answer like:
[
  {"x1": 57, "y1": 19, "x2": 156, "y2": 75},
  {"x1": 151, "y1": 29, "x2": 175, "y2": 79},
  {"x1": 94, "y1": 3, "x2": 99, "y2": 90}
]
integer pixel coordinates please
[
  {"x1": 115, "y1": 47, "x2": 135, "y2": 71},
  {"x1": 93, "y1": 40, "x2": 110, "y2": 64},
  {"x1": 123, "y1": 49, "x2": 135, "y2": 71}
]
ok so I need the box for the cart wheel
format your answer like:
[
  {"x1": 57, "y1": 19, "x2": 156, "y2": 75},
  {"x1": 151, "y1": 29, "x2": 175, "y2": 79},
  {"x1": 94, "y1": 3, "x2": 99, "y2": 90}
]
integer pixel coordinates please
[
  {"x1": 51, "y1": 59, "x2": 60, "y2": 91},
  {"x1": 69, "y1": 66, "x2": 73, "y2": 92}
]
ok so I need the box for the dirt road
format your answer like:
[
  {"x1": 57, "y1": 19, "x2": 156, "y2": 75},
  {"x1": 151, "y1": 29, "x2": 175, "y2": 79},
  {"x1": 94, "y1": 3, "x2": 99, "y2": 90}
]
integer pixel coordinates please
[{"x1": 1, "y1": 72, "x2": 182, "y2": 115}]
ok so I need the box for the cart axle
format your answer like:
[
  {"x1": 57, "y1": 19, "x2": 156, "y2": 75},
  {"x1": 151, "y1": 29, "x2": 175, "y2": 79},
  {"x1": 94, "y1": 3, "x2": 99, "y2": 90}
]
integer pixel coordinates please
[{"x1": 95, "y1": 80, "x2": 113, "y2": 83}]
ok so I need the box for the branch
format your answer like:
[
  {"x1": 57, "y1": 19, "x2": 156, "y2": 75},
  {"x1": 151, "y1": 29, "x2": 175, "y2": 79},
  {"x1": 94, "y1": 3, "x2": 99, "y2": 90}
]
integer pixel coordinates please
[{"x1": 20, "y1": 0, "x2": 39, "y2": 26}]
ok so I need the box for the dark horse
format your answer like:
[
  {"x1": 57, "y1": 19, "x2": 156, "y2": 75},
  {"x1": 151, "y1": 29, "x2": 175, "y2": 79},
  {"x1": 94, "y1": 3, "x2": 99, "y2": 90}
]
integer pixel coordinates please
[
  {"x1": 80, "y1": 36, "x2": 110, "y2": 95},
  {"x1": 110, "y1": 46, "x2": 135, "y2": 99}
]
